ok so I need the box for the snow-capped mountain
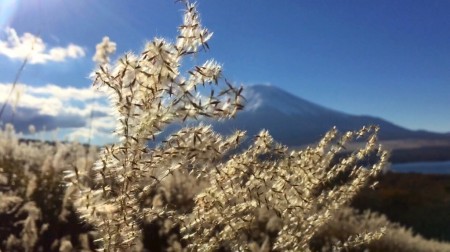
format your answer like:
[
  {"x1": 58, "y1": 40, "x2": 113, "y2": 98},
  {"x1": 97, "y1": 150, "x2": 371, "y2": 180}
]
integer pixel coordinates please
[
  {"x1": 243, "y1": 84, "x2": 345, "y2": 116},
  {"x1": 208, "y1": 84, "x2": 446, "y2": 146}
]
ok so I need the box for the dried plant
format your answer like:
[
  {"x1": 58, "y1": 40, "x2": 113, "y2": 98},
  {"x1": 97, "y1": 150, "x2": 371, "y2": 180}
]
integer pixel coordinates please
[
  {"x1": 66, "y1": 2, "x2": 390, "y2": 251},
  {"x1": 311, "y1": 207, "x2": 450, "y2": 252},
  {"x1": 0, "y1": 124, "x2": 98, "y2": 251},
  {"x1": 181, "y1": 127, "x2": 388, "y2": 252}
]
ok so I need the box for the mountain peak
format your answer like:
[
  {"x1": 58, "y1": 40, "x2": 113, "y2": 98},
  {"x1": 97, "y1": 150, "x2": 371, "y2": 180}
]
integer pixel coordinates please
[
  {"x1": 242, "y1": 84, "x2": 343, "y2": 116},
  {"x1": 169, "y1": 84, "x2": 447, "y2": 146}
]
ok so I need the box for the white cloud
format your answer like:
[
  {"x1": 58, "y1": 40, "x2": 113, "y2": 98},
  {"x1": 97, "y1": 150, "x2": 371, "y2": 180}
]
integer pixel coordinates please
[
  {"x1": 0, "y1": 83, "x2": 62, "y2": 116},
  {"x1": 27, "y1": 84, "x2": 101, "y2": 102},
  {"x1": 0, "y1": 82, "x2": 116, "y2": 145},
  {"x1": 65, "y1": 126, "x2": 116, "y2": 145},
  {"x1": 0, "y1": 27, "x2": 85, "y2": 64}
]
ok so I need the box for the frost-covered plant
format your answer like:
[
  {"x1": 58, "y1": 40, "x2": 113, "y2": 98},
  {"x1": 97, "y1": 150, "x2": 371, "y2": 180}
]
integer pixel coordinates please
[{"x1": 67, "y1": 2, "x2": 388, "y2": 251}]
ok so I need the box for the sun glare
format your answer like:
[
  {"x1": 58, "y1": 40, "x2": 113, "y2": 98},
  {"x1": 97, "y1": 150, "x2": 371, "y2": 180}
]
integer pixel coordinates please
[{"x1": 0, "y1": 0, "x2": 18, "y2": 30}]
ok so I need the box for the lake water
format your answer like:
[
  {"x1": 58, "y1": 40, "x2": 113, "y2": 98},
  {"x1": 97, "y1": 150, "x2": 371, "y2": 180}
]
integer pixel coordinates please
[{"x1": 390, "y1": 161, "x2": 450, "y2": 175}]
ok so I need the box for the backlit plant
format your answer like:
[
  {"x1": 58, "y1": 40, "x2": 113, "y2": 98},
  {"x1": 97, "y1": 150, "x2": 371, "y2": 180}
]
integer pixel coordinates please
[{"x1": 66, "y1": 2, "x2": 389, "y2": 251}]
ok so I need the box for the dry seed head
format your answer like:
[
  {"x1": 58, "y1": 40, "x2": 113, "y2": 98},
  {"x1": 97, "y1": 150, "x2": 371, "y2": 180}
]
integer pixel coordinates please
[{"x1": 93, "y1": 36, "x2": 117, "y2": 66}]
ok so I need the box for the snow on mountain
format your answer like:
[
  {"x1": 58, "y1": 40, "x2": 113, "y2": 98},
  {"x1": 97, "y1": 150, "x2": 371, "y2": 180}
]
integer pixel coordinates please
[
  {"x1": 159, "y1": 84, "x2": 447, "y2": 147},
  {"x1": 208, "y1": 84, "x2": 446, "y2": 146},
  {"x1": 243, "y1": 84, "x2": 344, "y2": 116}
]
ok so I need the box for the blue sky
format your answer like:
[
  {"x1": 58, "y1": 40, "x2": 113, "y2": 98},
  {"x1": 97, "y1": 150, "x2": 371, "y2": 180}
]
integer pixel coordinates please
[{"x1": 0, "y1": 0, "x2": 449, "y2": 144}]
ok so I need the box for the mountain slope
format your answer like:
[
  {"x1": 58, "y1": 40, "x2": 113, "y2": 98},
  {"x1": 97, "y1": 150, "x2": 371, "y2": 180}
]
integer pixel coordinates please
[{"x1": 208, "y1": 84, "x2": 446, "y2": 146}]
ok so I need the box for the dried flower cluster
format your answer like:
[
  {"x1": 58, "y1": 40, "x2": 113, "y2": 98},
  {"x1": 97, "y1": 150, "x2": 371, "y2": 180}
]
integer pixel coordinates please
[
  {"x1": 93, "y1": 36, "x2": 117, "y2": 66},
  {"x1": 66, "y1": 2, "x2": 244, "y2": 250},
  {"x1": 181, "y1": 126, "x2": 388, "y2": 251},
  {"x1": 65, "y1": 2, "x2": 391, "y2": 251}
]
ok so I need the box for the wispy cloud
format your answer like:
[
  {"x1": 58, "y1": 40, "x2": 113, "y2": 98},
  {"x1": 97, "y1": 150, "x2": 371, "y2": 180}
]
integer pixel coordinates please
[
  {"x1": 0, "y1": 83, "x2": 116, "y2": 145},
  {"x1": 0, "y1": 27, "x2": 85, "y2": 64}
]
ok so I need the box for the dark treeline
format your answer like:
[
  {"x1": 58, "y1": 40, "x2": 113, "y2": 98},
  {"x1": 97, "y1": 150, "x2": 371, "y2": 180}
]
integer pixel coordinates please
[
  {"x1": 352, "y1": 172, "x2": 450, "y2": 242},
  {"x1": 389, "y1": 146, "x2": 450, "y2": 163}
]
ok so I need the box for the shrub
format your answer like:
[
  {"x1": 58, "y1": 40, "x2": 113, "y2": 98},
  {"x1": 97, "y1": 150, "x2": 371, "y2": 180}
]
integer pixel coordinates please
[{"x1": 65, "y1": 2, "x2": 390, "y2": 251}]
